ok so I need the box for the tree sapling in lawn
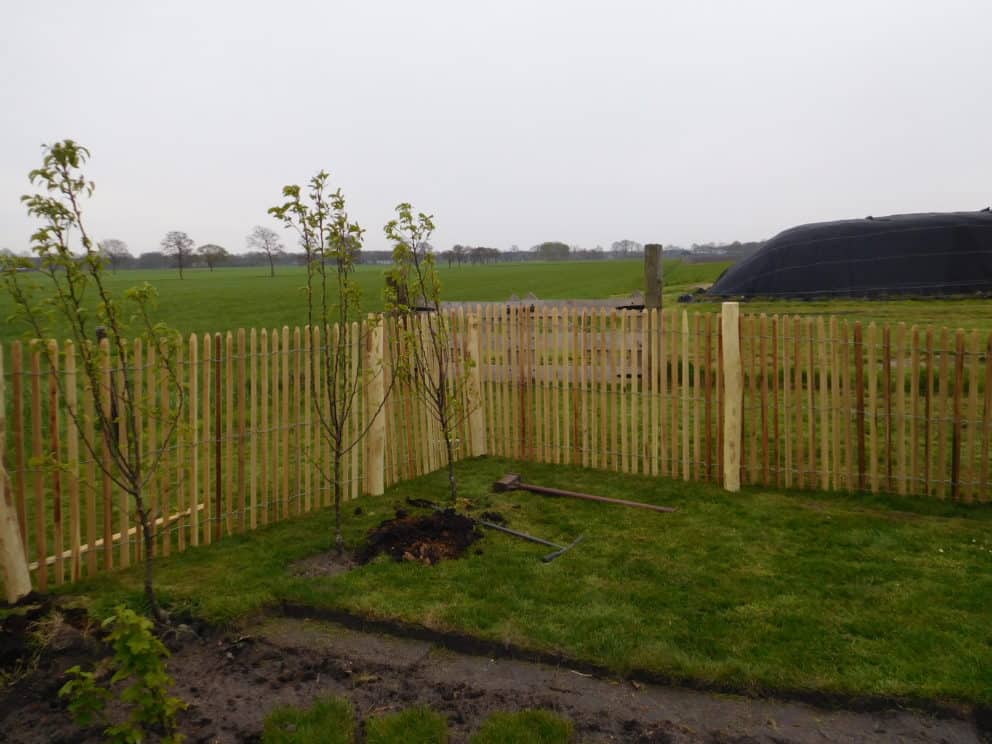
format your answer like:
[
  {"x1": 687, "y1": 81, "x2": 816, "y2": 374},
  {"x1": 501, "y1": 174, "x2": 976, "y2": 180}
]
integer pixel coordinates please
[
  {"x1": 269, "y1": 171, "x2": 389, "y2": 554},
  {"x1": 1, "y1": 140, "x2": 184, "y2": 622}
]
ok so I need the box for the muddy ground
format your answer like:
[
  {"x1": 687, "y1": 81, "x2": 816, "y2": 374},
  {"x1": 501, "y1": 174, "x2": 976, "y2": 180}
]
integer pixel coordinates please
[{"x1": 0, "y1": 606, "x2": 984, "y2": 744}]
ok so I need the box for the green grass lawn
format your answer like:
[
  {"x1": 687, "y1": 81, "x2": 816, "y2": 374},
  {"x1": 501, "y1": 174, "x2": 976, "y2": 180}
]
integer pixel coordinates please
[{"x1": 56, "y1": 457, "x2": 992, "y2": 709}]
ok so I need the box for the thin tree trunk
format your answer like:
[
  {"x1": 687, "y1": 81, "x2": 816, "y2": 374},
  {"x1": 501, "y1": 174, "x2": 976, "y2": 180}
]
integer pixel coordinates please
[
  {"x1": 444, "y1": 433, "x2": 457, "y2": 503},
  {"x1": 333, "y1": 449, "x2": 344, "y2": 554},
  {"x1": 268, "y1": 255, "x2": 275, "y2": 278},
  {"x1": 137, "y1": 501, "x2": 165, "y2": 623}
]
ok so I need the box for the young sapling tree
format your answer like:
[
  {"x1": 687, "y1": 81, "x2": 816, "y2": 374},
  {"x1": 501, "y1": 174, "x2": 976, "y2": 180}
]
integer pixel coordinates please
[
  {"x1": 269, "y1": 172, "x2": 387, "y2": 553},
  {"x1": 385, "y1": 204, "x2": 475, "y2": 504},
  {"x1": 0, "y1": 141, "x2": 183, "y2": 622}
]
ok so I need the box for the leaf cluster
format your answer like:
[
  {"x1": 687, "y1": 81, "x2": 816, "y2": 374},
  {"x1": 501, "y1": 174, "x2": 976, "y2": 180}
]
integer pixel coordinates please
[{"x1": 59, "y1": 606, "x2": 186, "y2": 743}]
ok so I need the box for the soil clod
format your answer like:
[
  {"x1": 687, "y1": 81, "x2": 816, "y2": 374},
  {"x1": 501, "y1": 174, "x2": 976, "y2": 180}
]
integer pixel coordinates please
[
  {"x1": 479, "y1": 511, "x2": 507, "y2": 525},
  {"x1": 358, "y1": 510, "x2": 482, "y2": 565}
]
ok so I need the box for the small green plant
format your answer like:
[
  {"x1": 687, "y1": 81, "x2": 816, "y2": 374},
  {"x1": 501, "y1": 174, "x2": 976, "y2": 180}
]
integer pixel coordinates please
[{"x1": 59, "y1": 605, "x2": 186, "y2": 743}]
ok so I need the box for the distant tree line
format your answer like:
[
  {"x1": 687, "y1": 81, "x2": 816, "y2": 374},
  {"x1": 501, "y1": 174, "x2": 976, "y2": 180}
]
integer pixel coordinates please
[{"x1": 1, "y1": 235, "x2": 764, "y2": 272}]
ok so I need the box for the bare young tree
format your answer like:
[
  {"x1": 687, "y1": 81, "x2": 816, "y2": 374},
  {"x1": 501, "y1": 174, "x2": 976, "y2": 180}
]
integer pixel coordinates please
[
  {"x1": 246, "y1": 225, "x2": 285, "y2": 277},
  {"x1": 0, "y1": 141, "x2": 183, "y2": 622},
  {"x1": 97, "y1": 238, "x2": 132, "y2": 273},
  {"x1": 386, "y1": 204, "x2": 474, "y2": 503},
  {"x1": 196, "y1": 243, "x2": 229, "y2": 272},
  {"x1": 269, "y1": 172, "x2": 388, "y2": 553},
  {"x1": 160, "y1": 230, "x2": 193, "y2": 279}
]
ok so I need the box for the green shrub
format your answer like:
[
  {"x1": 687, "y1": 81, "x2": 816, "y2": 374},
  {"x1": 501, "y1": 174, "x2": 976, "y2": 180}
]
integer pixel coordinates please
[{"x1": 59, "y1": 606, "x2": 186, "y2": 743}]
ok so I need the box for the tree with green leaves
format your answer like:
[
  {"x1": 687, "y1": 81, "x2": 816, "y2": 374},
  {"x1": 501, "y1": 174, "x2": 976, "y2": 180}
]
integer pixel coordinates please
[
  {"x1": 385, "y1": 204, "x2": 473, "y2": 503},
  {"x1": 196, "y1": 243, "x2": 229, "y2": 271},
  {"x1": 269, "y1": 171, "x2": 387, "y2": 553},
  {"x1": 0, "y1": 141, "x2": 183, "y2": 622},
  {"x1": 160, "y1": 230, "x2": 193, "y2": 279}
]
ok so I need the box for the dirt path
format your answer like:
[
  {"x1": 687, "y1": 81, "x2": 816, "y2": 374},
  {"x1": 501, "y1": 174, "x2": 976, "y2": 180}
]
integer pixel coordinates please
[{"x1": 0, "y1": 613, "x2": 981, "y2": 743}]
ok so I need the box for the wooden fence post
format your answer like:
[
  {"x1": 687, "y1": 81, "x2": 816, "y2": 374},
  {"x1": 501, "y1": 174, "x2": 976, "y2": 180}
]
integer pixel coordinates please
[
  {"x1": 366, "y1": 318, "x2": 386, "y2": 497},
  {"x1": 721, "y1": 302, "x2": 742, "y2": 492},
  {"x1": 0, "y1": 346, "x2": 32, "y2": 601},
  {"x1": 467, "y1": 313, "x2": 487, "y2": 457}
]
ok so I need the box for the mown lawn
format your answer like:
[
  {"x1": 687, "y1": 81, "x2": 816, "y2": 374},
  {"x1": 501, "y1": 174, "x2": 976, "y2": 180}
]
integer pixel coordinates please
[{"x1": 56, "y1": 457, "x2": 992, "y2": 708}]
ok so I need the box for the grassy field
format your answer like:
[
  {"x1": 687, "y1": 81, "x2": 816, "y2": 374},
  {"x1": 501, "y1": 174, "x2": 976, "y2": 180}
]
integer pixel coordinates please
[
  {"x1": 0, "y1": 260, "x2": 689, "y2": 346},
  {"x1": 3, "y1": 259, "x2": 990, "y2": 348},
  {"x1": 56, "y1": 457, "x2": 992, "y2": 708}
]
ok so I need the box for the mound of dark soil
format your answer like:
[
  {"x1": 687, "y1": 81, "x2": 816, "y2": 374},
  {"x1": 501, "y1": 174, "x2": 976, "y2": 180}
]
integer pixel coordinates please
[{"x1": 357, "y1": 510, "x2": 482, "y2": 565}]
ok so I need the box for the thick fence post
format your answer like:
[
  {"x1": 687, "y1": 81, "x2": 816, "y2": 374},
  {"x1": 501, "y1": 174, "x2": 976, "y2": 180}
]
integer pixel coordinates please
[
  {"x1": 366, "y1": 318, "x2": 386, "y2": 496},
  {"x1": 721, "y1": 302, "x2": 742, "y2": 492},
  {"x1": 467, "y1": 313, "x2": 487, "y2": 457},
  {"x1": 0, "y1": 346, "x2": 32, "y2": 601},
  {"x1": 644, "y1": 244, "x2": 663, "y2": 310}
]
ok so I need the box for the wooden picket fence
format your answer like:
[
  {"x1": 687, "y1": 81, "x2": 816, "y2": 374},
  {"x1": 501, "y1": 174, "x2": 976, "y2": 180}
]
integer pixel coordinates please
[
  {"x1": 475, "y1": 304, "x2": 991, "y2": 498},
  {"x1": 1, "y1": 303, "x2": 991, "y2": 593}
]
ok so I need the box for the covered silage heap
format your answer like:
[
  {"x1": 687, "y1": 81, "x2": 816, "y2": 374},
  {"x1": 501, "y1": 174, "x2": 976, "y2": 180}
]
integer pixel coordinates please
[{"x1": 707, "y1": 209, "x2": 992, "y2": 299}]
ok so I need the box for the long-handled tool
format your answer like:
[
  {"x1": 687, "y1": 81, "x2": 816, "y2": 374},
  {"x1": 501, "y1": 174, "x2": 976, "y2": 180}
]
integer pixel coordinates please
[
  {"x1": 407, "y1": 498, "x2": 583, "y2": 563},
  {"x1": 493, "y1": 473, "x2": 676, "y2": 513}
]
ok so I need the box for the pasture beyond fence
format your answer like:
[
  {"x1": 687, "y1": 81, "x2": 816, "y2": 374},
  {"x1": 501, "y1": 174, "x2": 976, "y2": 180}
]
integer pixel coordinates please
[{"x1": 1, "y1": 303, "x2": 990, "y2": 595}]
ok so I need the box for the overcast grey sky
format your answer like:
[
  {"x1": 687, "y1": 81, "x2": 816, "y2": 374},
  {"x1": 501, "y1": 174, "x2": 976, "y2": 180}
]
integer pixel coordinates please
[{"x1": 2, "y1": 0, "x2": 990, "y2": 255}]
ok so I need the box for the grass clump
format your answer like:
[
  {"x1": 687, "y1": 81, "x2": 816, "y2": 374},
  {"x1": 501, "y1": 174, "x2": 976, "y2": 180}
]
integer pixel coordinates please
[
  {"x1": 471, "y1": 709, "x2": 574, "y2": 744},
  {"x1": 262, "y1": 696, "x2": 354, "y2": 744},
  {"x1": 366, "y1": 706, "x2": 448, "y2": 743}
]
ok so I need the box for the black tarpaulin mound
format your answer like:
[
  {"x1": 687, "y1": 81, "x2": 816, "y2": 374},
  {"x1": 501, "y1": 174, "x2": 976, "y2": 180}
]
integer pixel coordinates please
[{"x1": 707, "y1": 209, "x2": 992, "y2": 298}]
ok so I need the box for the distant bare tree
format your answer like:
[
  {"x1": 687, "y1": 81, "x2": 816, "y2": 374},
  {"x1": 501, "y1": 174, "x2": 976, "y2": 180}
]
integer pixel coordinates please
[
  {"x1": 196, "y1": 243, "x2": 229, "y2": 272},
  {"x1": 246, "y1": 225, "x2": 285, "y2": 277},
  {"x1": 97, "y1": 238, "x2": 132, "y2": 273},
  {"x1": 160, "y1": 231, "x2": 193, "y2": 279}
]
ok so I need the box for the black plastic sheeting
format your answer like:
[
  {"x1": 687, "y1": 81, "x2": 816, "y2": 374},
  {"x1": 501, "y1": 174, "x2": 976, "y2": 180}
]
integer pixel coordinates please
[{"x1": 707, "y1": 209, "x2": 992, "y2": 299}]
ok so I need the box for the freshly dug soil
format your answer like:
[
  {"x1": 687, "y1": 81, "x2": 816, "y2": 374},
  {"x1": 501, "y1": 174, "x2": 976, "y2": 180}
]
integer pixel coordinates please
[
  {"x1": 478, "y1": 511, "x2": 507, "y2": 525},
  {"x1": 357, "y1": 509, "x2": 482, "y2": 565},
  {"x1": 0, "y1": 594, "x2": 97, "y2": 674}
]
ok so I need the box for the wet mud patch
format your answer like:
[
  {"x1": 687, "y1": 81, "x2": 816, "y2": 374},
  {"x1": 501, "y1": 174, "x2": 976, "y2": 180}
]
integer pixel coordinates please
[{"x1": 357, "y1": 509, "x2": 482, "y2": 566}]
